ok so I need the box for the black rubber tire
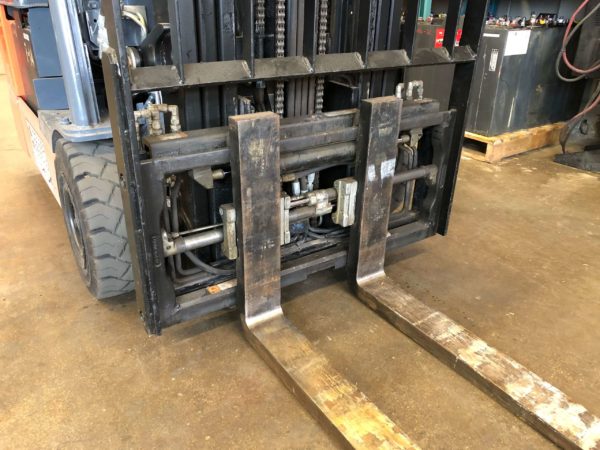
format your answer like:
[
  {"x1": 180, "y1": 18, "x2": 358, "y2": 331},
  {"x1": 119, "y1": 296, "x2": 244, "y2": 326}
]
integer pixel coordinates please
[{"x1": 55, "y1": 140, "x2": 134, "y2": 299}]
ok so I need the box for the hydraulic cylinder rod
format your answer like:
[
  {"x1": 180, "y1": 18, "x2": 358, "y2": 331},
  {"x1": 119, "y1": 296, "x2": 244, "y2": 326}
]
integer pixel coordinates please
[
  {"x1": 163, "y1": 229, "x2": 224, "y2": 257},
  {"x1": 392, "y1": 164, "x2": 438, "y2": 185}
]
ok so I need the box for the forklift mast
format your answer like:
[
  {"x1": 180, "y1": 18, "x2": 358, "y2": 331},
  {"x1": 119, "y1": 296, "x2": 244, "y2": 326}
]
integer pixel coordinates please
[{"x1": 99, "y1": 0, "x2": 487, "y2": 335}]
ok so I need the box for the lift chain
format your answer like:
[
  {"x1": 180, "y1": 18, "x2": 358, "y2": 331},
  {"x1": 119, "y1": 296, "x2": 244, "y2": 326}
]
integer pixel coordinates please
[
  {"x1": 255, "y1": 0, "x2": 265, "y2": 35},
  {"x1": 315, "y1": 0, "x2": 328, "y2": 114},
  {"x1": 275, "y1": 0, "x2": 286, "y2": 115}
]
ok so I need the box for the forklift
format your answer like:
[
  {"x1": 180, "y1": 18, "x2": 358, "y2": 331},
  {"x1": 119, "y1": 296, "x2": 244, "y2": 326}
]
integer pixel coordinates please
[{"x1": 0, "y1": 1, "x2": 598, "y2": 447}]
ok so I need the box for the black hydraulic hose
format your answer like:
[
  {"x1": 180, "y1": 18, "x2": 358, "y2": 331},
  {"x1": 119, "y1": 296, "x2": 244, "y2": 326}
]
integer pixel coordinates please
[
  {"x1": 170, "y1": 179, "x2": 201, "y2": 276},
  {"x1": 184, "y1": 251, "x2": 235, "y2": 276},
  {"x1": 170, "y1": 178, "x2": 234, "y2": 276},
  {"x1": 170, "y1": 179, "x2": 182, "y2": 233},
  {"x1": 163, "y1": 183, "x2": 177, "y2": 279},
  {"x1": 307, "y1": 225, "x2": 348, "y2": 241},
  {"x1": 555, "y1": 53, "x2": 586, "y2": 83}
]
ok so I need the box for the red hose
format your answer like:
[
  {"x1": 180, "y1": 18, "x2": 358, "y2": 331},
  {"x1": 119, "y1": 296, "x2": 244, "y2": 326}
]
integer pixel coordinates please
[{"x1": 562, "y1": 0, "x2": 600, "y2": 74}]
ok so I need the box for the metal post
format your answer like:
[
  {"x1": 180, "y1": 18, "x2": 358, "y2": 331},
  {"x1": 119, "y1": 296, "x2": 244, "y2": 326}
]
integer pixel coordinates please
[
  {"x1": 49, "y1": 0, "x2": 100, "y2": 126},
  {"x1": 402, "y1": 0, "x2": 420, "y2": 60},
  {"x1": 443, "y1": 0, "x2": 463, "y2": 56},
  {"x1": 100, "y1": 0, "x2": 176, "y2": 334},
  {"x1": 438, "y1": 0, "x2": 489, "y2": 234}
]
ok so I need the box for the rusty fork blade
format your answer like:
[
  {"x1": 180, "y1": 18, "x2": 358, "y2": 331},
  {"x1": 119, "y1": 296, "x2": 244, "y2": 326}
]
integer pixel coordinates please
[
  {"x1": 347, "y1": 96, "x2": 600, "y2": 449},
  {"x1": 357, "y1": 275, "x2": 600, "y2": 450},
  {"x1": 229, "y1": 110, "x2": 419, "y2": 449},
  {"x1": 244, "y1": 313, "x2": 420, "y2": 449}
]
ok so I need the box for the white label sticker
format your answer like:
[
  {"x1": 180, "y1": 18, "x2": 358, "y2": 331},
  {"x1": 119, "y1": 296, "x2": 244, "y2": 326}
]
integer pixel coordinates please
[
  {"x1": 25, "y1": 121, "x2": 52, "y2": 187},
  {"x1": 483, "y1": 33, "x2": 501, "y2": 38},
  {"x1": 380, "y1": 158, "x2": 396, "y2": 179},
  {"x1": 489, "y1": 49, "x2": 499, "y2": 72},
  {"x1": 367, "y1": 164, "x2": 376, "y2": 182},
  {"x1": 504, "y1": 30, "x2": 531, "y2": 56}
]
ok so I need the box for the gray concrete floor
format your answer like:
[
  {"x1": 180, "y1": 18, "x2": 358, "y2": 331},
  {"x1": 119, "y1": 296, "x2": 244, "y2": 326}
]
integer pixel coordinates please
[{"x1": 1, "y1": 76, "x2": 599, "y2": 449}]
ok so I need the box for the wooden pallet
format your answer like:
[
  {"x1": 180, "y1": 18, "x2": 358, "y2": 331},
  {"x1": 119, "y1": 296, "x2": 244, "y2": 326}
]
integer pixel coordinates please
[{"x1": 464, "y1": 122, "x2": 564, "y2": 163}]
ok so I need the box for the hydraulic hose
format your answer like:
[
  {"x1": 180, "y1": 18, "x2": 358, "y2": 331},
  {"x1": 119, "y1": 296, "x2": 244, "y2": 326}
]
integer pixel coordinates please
[
  {"x1": 556, "y1": 0, "x2": 600, "y2": 152},
  {"x1": 170, "y1": 178, "x2": 234, "y2": 277},
  {"x1": 561, "y1": 0, "x2": 600, "y2": 75},
  {"x1": 555, "y1": 0, "x2": 600, "y2": 82}
]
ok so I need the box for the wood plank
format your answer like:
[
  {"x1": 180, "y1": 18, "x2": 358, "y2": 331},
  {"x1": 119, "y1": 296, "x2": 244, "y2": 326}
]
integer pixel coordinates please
[
  {"x1": 465, "y1": 123, "x2": 564, "y2": 163},
  {"x1": 357, "y1": 275, "x2": 600, "y2": 450},
  {"x1": 245, "y1": 315, "x2": 420, "y2": 449},
  {"x1": 461, "y1": 147, "x2": 488, "y2": 163},
  {"x1": 464, "y1": 130, "x2": 494, "y2": 144}
]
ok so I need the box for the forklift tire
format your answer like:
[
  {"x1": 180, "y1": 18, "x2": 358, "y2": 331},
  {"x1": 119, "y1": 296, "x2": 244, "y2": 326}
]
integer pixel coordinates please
[{"x1": 55, "y1": 140, "x2": 134, "y2": 299}]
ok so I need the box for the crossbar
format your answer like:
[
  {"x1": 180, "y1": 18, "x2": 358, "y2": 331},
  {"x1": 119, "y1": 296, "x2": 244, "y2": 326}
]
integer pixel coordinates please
[{"x1": 130, "y1": 48, "x2": 477, "y2": 92}]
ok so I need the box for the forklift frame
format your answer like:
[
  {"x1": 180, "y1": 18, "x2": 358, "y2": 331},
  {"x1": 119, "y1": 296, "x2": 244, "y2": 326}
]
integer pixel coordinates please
[
  {"x1": 1, "y1": 0, "x2": 598, "y2": 447},
  {"x1": 100, "y1": 0, "x2": 488, "y2": 336}
]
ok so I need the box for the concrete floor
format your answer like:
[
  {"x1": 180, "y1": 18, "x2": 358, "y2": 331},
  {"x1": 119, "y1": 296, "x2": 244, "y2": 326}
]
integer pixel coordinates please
[{"x1": 1, "y1": 76, "x2": 599, "y2": 449}]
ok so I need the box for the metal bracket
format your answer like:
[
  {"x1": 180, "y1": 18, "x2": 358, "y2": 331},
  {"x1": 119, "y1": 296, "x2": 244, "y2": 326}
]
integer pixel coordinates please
[
  {"x1": 280, "y1": 193, "x2": 291, "y2": 245},
  {"x1": 332, "y1": 177, "x2": 358, "y2": 227},
  {"x1": 306, "y1": 189, "x2": 333, "y2": 217},
  {"x1": 409, "y1": 128, "x2": 423, "y2": 149},
  {"x1": 193, "y1": 167, "x2": 226, "y2": 190},
  {"x1": 219, "y1": 204, "x2": 237, "y2": 260},
  {"x1": 396, "y1": 81, "x2": 424, "y2": 102},
  {"x1": 348, "y1": 98, "x2": 600, "y2": 450}
]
